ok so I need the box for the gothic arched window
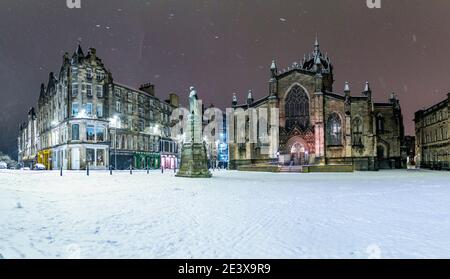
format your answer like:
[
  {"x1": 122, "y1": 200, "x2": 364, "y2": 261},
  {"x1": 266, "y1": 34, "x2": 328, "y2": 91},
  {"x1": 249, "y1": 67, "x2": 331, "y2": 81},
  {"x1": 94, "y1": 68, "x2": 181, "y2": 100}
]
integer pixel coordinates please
[
  {"x1": 376, "y1": 114, "x2": 385, "y2": 134},
  {"x1": 285, "y1": 85, "x2": 309, "y2": 131},
  {"x1": 352, "y1": 117, "x2": 363, "y2": 146},
  {"x1": 327, "y1": 113, "x2": 342, "y2": 146}
]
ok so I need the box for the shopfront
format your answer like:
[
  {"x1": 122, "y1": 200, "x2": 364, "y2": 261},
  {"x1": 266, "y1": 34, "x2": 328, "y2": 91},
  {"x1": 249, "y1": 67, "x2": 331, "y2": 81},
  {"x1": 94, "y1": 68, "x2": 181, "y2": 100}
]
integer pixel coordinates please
[
  {"x1": 161, "y1": 154, "x2": 177, "y2": 169},
  {"x1": 37, "y1": 149, "x2": 52, "y2": 170},
  {"x1": 134, "y1": 152, "x2": 160, "y2": 169}
]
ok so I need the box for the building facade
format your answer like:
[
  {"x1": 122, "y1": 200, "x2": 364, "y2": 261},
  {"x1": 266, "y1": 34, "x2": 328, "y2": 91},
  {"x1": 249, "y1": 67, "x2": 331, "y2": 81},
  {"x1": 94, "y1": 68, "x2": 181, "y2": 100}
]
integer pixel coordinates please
[
  {"x1": 18, "y1": 44, "x2": 178, "y2": 170},
  {"x1": 228, "y1": 38, "x2": 405, "y2": 171},
  {"x1": 17, "y1": 108, "x2": 38, "y2": 168},
  {"x1": 414, "y1": 94, "x2": 449, "y2": 170}
]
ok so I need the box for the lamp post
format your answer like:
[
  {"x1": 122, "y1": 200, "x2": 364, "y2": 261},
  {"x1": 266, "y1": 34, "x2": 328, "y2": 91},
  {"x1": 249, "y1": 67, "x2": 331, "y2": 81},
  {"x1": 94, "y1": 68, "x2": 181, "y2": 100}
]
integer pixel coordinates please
[
  {"x1": 109, "y1": 115, "x2": 120, "y2": 170},
  {"x1": 114, "y1": 132, "x2": 117, "y2": 170}
]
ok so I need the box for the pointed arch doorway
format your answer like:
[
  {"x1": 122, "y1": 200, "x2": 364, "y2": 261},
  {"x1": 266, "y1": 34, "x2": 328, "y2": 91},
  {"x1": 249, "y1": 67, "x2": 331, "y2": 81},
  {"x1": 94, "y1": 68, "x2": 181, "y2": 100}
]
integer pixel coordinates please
[
  {"x1": 286, "y1": 136, "x2": 310, "y2": 166},
  {"x1": 290, "y1": 143, "x2": 308, "y2": 165}
]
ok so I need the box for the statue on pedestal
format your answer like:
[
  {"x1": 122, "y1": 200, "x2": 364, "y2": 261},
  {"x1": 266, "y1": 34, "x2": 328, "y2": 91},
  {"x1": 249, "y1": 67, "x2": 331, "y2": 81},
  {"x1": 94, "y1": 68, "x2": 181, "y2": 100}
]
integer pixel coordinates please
[{"x1": 176, "y1": 87, "x2": 212, "y2": 178}]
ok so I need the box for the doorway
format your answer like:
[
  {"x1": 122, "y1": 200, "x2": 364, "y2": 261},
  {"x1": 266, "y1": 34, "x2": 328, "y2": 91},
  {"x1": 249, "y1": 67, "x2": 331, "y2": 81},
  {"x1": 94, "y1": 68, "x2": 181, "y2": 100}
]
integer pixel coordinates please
[
  {"x1": 71, "y1": 148, "x2": 80, "y2": 170},
  {"x1": 290, "y1": 143, "x2": 308, "y2": 165}
]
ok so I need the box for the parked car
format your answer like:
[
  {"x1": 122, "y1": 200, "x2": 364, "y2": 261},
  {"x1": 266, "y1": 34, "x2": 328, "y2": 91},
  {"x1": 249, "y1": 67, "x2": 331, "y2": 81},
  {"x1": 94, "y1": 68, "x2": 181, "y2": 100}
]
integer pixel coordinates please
[
  {"x1": 34, "y1": 163, "x2": 46, "y2": 170},
  {"x1": 0, "y1": 161, "x2": 7, "y2": 169}
]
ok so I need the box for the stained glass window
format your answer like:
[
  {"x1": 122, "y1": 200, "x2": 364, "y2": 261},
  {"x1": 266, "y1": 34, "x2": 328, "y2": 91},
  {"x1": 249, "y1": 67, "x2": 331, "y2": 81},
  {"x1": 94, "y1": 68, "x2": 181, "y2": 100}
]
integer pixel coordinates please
[
  {"x1": 285, "y1": 85, "x2": 309, "y2": 131},
  {"x1": 327, "y1": 113, "x2": 342, "y2": 146}
]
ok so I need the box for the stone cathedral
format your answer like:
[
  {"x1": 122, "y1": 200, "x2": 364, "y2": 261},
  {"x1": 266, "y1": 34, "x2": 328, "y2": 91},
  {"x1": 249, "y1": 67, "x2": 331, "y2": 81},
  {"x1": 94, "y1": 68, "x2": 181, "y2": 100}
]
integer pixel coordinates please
[{"x1": 229, "y1": 38, "x2": 405, "y2": 171}]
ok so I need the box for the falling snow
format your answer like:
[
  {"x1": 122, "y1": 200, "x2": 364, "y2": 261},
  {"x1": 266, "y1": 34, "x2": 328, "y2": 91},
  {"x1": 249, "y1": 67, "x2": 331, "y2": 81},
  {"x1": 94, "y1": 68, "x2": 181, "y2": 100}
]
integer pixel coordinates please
[{"x1": 1, "y1": 170, "x2": 450, "y2": 259}]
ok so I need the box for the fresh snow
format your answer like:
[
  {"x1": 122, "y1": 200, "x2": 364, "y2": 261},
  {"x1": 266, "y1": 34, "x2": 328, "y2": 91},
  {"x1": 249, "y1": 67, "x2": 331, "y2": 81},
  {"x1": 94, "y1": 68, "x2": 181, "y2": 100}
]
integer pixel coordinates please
[{"x1": 0, "y1": 169, "x2": 449, "y2": 259}]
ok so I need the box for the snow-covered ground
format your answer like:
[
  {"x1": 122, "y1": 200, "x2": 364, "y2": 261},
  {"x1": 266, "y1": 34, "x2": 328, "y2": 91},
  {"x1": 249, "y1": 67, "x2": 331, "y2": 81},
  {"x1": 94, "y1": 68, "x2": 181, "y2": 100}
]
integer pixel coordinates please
[{"x1": 0, "y1": 169, "x2": 449, "y2": 259}]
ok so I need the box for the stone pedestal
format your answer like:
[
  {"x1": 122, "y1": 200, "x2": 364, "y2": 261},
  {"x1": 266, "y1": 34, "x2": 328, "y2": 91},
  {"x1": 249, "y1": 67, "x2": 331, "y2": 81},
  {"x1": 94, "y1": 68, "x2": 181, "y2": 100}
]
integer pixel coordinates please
[{"x1": 176, "y1": 142, "x2": 212, "y2": 178}]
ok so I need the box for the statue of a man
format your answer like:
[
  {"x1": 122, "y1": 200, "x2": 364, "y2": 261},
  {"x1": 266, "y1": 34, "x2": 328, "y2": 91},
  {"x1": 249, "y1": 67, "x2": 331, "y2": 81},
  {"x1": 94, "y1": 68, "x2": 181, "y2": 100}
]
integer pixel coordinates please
[{"x1": 189, "y1": 86, "x2": 199, "y2": 115}]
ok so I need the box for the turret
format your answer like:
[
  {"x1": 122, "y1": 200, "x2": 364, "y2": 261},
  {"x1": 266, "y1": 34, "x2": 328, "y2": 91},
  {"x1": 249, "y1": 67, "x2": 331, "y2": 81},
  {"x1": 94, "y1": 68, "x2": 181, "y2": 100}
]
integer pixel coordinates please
[
  {"x1": 344, "y1": 82, "x2": 351, "y2": 95},
  {"x1": 390, "y1": 92, "x2": 400, "y2": 109},
  {"x1": 39, "y1": 83, "x2": 46, "y2": 102},
  {"x1": 232, "y1": 93, "x2": 238, "y2": 108},
  {"x1": 71, "y1": 43, "x2": 85, "y2": 64},
  {"x1": 46, "y1": 72, "x2": 57, "y2": 96},
  {"x1": 270, "y1": 60, "x2": 277, "y2": 77},
  {"x1": 362, "y1": 82, "x2": 372, "y2": 99},
  {"x1": 390, "y1": 92, "x2": 397, "y2": 102},
  {"x1": 247, "y1": 90, "x2": 254, "y2": 106},
  {"x1": 344, "y1": 82, "x2": 351, "y2": 115}
]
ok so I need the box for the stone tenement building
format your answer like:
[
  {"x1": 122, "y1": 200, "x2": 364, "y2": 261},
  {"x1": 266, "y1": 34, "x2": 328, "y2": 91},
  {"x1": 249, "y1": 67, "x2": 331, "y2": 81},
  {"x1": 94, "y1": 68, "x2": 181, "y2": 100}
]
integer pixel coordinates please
[
  {"x1": 18, "y1": 44, "x2": 179, "y2": 170},
  {"x1": 414, "y1": 94, "x2": 449, "y2": 170},
  {"x1": 229, "y1": 38, "x2": 405, "y2": 171}
]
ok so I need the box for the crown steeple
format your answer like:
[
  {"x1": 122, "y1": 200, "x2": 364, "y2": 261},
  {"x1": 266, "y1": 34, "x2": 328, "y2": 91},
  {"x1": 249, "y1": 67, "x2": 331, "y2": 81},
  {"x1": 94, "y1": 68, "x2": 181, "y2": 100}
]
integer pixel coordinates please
[{"x1": 299, "y1": 36, "x2": 332, "y2": 74}]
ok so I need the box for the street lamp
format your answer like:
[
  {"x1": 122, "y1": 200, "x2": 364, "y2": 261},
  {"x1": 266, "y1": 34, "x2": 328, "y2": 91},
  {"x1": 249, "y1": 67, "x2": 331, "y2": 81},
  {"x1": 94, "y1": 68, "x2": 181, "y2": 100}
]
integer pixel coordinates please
[{"x1": 109, "y1": 115, "x2": 120, "y2": 170}]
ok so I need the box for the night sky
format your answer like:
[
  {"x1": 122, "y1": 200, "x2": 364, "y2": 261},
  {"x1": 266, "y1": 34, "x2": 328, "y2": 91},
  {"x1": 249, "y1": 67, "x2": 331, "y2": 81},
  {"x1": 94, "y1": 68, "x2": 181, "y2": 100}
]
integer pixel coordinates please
[{"x1": 1, "y1": 0, "x2": 450, "y2": 157}]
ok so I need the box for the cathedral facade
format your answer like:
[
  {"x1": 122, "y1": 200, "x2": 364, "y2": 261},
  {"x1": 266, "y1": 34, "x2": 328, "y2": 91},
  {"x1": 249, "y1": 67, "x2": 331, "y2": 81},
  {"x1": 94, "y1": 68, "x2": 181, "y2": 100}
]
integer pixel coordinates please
[{"x1": 229, "y1": 38, "x2": 405, "y2": 171}]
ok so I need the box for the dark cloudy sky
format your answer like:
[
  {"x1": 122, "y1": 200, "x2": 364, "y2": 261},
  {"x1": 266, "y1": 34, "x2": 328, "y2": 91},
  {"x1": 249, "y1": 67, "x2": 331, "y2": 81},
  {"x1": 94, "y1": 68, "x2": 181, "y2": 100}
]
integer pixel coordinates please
[{"x1": 1, "y1": 0, "x2": 450, "y2": 157}]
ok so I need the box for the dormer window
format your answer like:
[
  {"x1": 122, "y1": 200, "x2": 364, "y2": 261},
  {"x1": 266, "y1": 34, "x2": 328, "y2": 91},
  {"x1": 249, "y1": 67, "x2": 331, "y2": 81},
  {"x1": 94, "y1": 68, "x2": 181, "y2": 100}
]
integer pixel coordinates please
[{"x1": 96, "y1": 71, "x2": 104, "y2": 81}]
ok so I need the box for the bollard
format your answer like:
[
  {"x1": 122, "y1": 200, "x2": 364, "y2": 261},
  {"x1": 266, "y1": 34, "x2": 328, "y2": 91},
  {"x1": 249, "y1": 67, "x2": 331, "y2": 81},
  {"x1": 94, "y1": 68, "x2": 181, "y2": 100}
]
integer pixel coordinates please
[
  {"x1": 87, "y1": 163, "x2": 90, "y2": 176},
  {"x1": 60, "y1": 165, "x2": 63, "y2": 176},
  {"x1": 174, "y1": 167, "x2": 176, "y2": 174},
  {"x1": 110, "y1": 165, "x2": 112, "y2": 175},
  {"x1": 161, "y1": 166, "x2": 164, "y2": 174},
  {"x1": 130, "y1": 164, "x2": 133, "y2": 175},
  {"x1": 147, "y1": 165, "x2": 149, "y2": 174}
]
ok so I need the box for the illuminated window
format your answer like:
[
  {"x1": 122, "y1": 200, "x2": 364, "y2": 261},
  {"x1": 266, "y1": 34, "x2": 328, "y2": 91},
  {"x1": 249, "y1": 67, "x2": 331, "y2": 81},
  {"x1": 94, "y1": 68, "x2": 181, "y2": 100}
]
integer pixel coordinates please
[
  {"x1": 285, "y1": 85, "x2": 309, "y2": 131},
  {"x1": 72, "y1": 102, "x2": 79, "y2": 116},
  {"x1": 86, "y1": 125, "x2": 95, "y2": 141},
  {"x1": 327, "y1": 113, "x2": 342, "y2": 146}
]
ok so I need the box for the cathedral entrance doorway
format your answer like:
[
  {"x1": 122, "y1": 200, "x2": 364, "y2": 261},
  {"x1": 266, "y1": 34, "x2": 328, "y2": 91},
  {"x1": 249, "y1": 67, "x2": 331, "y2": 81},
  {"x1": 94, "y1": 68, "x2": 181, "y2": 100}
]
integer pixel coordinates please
[
  {"x1": 290, "y1": 142, "x2": 309, "y2": 166},
  {"x1": 284, "y1": 136, "x2": 312, "y2": 166}
]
